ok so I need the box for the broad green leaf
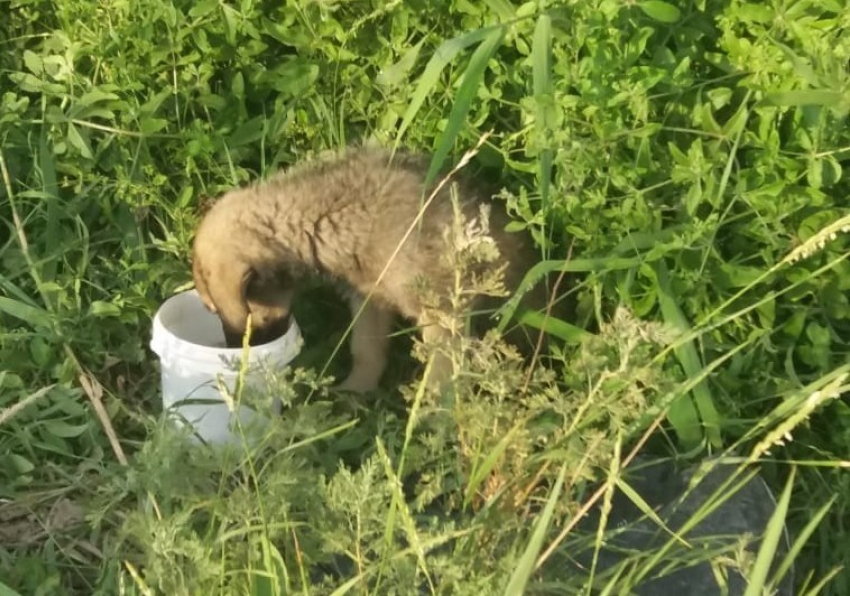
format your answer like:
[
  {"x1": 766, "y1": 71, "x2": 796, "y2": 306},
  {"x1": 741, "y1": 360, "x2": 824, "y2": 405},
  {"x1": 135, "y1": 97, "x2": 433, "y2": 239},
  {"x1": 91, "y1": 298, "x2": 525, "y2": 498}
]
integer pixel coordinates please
[
  {"x1": 639, "y1": 1, "x2": 681, "y2": 22},
  {"x1": 189, "y1": 0, "x2": 219, "y2": 18},
  {"x1": 231, "y1": 71, "x2": 244, "y2": 98},
  {"x1": 772, "y1": 41, "x2": 823, "y2": 88},
  {"x1": 7, "y1": 453, "x2": 34, "y2": 474},
  {"x1": 23, "y1": 50, "x2": 42, "y2": 75},
  {"x1": 78, "y1": 89, "x2": 120, "y2": 106},
  {"x1": 483, "y1": 0, "x2": 515, "y2": 21},
  {"x1": 44, "y1": 420, "x2": 90, "y2": 438},
  {"x1": 808, "y1": 155, "x2": 842, "y2": 189},
  {"x1": 9, "y1": 72, "x2": 64, "y2": 94},
  {"x1": 29, "y1": 336, "x2": 51, "y2": 366},
  {"x1": 737, "y1": 3, "x2": 773, "y2": 22},
  {"x1": 0, "y1": 372, "x2": 24, "y2": 390},
  {"x1": 376, "y1": 39, "x2": 425, "y2": 88},
  {"x1": 265, "y1": 59, "x2": 319, "y2": 97},
  {"x1": 89, "y1": 300, "x2": 123, "y2": 318},
  {"x1": 229, "y1": 116, "x2": 265, "y2": 148},
  {"x1": 721, "y1": 99, "x2": 749, "y2": 137},
  {"x1": 140, "y1": 117, "x2": 168, "y2": 134},
  {"x1": 139, "y1": 88, "x2": 171, "y2": 114},
  {"x1": 66, "y1": 122, "x2": 93, "y2": 159},
  {"x1": 221, "y1": 4, "x2": 238, "y2": 44},
  {"x1": 824, "y1": 156, "x2": 843, "y2": 186},
  {"x1": 807, "y1": 158, "x2": 824, "y2": 189},
  {"x1": 718, "y1": 263, "x2": 766, "y2": 288}
]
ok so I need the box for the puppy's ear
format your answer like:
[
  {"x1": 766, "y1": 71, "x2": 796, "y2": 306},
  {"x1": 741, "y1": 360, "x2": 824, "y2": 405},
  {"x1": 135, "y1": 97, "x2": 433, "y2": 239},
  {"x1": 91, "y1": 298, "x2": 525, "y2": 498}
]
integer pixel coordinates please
[{"x1": 247, "y1": 267, "x2": 292, "y2": 309}]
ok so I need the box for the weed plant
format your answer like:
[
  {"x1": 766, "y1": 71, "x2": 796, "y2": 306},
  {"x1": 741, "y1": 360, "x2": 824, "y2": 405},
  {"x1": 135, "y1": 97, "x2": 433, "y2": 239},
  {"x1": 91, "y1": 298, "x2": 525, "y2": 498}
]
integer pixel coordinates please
[{"x1": 1, "y1": 0, "x2": 849, "y2": 594}]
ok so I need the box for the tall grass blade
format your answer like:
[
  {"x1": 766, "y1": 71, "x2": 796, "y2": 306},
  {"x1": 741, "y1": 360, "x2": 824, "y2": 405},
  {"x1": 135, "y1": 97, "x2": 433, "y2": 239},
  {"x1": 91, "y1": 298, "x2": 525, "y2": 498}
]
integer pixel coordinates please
[
  {"x1": 497, "y1": 253, "x2": 665, "y2": 332},
  {"x1": 652, "y1": 261, "x2": 722, "y2": 448},
  {"x1": 634, "y1": 466, "x2": 761, "y2": 587},
  {"x1": 376, "y1": 438, "x2": 434, "y2": 592},
  {"x1": 503, "y1": 464, "x2": 567, "y2": 595},
  {"x1": 395, "y1": 26, "x2": 502, "y2": 146},
  {"x1": 328, "y1": 574, "x2": 367, "y2": 596},
  {"x1": 531, "y1": 13, "x2": 553, "y2": 213},
  {"x1": 800, "y1": 567, "x2": 845, "y2": 596},
  {"x1": 772, "y1": 495, "x2": 834, "y2": 586},
  {"x1": 425, "y1": 27, "x2": 505, "y2": 185},
  {"x1": 38, "y1": 130, "x2": 60, "y2": 288},
  {"x1": 0, "y1": 581, "x2": 22, "y2": 596},
  {"x1": 615, "y1": 477, "x2": 690, "y2": 546},
  {"x1": 764, "y1": 90, "x2": 844, "y2": 107},
  {"x1": 0, "y1": 296, "x2": 52, "y2": 328},
  {"x1": 589, "y1": 439, "x2": 621, "y2": 588},
  {"x1": 464, "y1": 423, "x2": 522, "y2": 509},
  {"x1": 517, "y1": 308, "x2": 590, "y2": 343},
  {"x1": 0, "y1": 275, "x2": 47, "y2": 310},
  {"x1": 743, "y1": 466, "x2": 795, "y2": 596},
  {"x1": 257, "y1": 535, "x2": 287, "y2": 596}
]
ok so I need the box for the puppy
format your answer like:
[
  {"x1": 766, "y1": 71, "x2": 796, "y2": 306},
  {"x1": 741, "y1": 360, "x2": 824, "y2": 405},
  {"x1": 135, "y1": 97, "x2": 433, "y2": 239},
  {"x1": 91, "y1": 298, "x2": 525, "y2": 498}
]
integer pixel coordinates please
[{"x1": 191, "y1": 146, "x2": 543, "y2": 392}]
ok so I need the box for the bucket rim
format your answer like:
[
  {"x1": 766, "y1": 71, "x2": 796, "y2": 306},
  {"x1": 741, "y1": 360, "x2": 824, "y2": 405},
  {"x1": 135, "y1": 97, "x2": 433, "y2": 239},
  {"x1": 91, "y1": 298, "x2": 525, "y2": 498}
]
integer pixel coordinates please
[{"x1": 150, "y1": 289, "x2": 301, "y2": 361}]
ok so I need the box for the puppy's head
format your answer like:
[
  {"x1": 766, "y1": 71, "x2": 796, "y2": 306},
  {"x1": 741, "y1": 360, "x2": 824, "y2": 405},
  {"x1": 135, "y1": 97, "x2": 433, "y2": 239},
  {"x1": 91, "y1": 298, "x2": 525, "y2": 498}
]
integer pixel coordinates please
[{"x1": 192, "y1": 207, "x2": 295, "y2": 347}]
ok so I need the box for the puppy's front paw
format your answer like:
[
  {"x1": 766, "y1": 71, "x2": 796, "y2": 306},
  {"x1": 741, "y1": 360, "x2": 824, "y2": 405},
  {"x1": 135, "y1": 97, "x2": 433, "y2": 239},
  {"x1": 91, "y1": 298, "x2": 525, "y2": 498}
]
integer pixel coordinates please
[
  {"x1": 333, "y1": 372, "x2": 379, "y2": 394},
  {"x1": 420, "y1": 351, "x2": 452, "y2": 393}
]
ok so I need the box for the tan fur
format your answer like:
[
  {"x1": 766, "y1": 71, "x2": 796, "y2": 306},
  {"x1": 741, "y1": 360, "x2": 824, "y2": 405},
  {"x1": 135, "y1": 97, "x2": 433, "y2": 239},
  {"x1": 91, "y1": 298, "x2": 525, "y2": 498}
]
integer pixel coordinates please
[{"x1": 191, "y1": 146, "x2": 543, "y2": 392}]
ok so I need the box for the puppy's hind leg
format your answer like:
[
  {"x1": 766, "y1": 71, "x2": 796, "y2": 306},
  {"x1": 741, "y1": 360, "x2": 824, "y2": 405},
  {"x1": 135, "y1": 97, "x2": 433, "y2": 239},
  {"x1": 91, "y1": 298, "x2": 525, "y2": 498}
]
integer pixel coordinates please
[
  {"x1": 418, "y1": 317, "x2": 454, "y2": 393},
  {"x1": 335, "y1": 294, "x2": 394, "y2": 393}
]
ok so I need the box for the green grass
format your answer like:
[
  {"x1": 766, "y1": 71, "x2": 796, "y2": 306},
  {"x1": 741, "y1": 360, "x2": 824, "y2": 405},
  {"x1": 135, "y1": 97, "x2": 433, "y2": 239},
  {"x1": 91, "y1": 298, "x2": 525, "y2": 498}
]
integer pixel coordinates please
[{"x1": 2, "y1": 0, "x2": 850, "y2": 593}]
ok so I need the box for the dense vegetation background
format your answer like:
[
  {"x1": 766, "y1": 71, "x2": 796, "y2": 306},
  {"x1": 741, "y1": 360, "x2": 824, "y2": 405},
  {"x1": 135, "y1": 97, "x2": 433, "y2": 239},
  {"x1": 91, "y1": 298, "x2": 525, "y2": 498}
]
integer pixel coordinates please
[{"x1": 1, "y1": 0, "x2": 849, "y2": 593}]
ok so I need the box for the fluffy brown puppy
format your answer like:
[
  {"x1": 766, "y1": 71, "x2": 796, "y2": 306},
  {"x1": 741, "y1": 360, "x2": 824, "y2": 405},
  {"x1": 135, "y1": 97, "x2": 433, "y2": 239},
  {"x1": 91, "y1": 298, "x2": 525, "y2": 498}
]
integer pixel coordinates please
[{"x1": 191, "y1": 146, "x2": 542, "y2": 392}]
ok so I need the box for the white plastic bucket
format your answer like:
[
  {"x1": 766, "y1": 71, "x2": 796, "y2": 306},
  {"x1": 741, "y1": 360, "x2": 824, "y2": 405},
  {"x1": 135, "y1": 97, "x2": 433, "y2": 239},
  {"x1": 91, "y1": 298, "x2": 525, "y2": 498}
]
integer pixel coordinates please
[{"x1": 150, "y1": 290, "x2": 301, "y2": 445}]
